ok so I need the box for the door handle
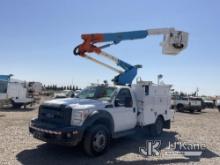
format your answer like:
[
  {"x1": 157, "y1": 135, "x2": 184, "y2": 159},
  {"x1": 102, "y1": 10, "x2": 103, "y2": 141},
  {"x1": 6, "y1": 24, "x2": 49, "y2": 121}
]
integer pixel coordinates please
[{"x1": 133, "y1": 108, "x2": 136, "y2": 113}]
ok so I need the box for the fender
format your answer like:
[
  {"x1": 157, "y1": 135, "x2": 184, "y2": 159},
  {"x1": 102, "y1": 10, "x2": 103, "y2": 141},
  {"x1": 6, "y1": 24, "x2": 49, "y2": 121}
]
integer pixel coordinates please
[{"x1": 82, "y1": 110, "x2": 115, "y2": 135}]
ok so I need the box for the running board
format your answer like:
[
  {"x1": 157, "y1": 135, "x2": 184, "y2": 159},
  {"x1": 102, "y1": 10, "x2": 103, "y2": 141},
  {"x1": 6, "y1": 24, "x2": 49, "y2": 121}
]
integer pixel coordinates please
[{"x1": 112, "y1": 129, "x2": 136, "y2": 139}]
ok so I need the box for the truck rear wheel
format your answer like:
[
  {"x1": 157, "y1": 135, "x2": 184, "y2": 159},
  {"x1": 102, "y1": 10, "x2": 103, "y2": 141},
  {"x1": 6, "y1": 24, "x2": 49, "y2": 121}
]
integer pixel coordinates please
[
  {"x1": 149, "y1": 117, "x2": 163, "y2": 137},
  {"x1": 11, "y1": 100, "x2": 22, "y2": 109},
  {"x1": 190, "y1": 109, "x2": 194, "y2": 113},
  {"x1": 83, "y1": 125, "x2": 110, "y2": 156},
  {"x1": 177, "y1": 104, "x2": 184, "y2": 112}
]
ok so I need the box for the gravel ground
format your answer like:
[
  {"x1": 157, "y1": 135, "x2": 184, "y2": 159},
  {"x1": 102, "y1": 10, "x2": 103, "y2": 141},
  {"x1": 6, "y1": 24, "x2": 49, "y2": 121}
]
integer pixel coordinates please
[{"x1": 0, "y1": 99, "x2": 220, "y2": 165}]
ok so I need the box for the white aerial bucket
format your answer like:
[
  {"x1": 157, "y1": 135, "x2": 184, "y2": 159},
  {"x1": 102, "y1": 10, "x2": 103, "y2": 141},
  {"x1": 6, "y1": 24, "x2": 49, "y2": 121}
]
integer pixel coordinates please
[{"x1": 161, "y1": 31, "x2": 189, "y2": 55}]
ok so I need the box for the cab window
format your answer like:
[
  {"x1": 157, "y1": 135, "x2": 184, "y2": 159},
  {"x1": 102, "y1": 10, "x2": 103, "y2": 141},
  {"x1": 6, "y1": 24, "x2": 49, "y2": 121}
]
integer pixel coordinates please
[
  {"x1": 0, "y1": 81, "x2": 7, "y2": 93},
  {"x1": 115, "y1": 88, "x2": 133, "y2": 107},
  {"x1": 145, "y1": 85, "x2": 149, "y2": 95}
]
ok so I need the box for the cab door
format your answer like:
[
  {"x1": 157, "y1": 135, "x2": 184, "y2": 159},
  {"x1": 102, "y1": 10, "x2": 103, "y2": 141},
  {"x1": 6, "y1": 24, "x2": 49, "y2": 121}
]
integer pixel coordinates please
[{"x1": 106, "y1": 88, "x2": 137, "y2": 132}]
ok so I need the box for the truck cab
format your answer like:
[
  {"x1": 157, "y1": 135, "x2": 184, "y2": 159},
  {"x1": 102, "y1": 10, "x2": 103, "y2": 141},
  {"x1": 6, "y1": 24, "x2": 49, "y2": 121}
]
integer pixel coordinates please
[{"x1": 29, "y1": 81, "x2": 173, "y2": 156}]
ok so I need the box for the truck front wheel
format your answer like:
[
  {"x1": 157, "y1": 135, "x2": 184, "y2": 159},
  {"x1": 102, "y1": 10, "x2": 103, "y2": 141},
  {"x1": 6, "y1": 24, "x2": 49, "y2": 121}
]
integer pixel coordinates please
[
  {"x1": 149, "y1": 117, "x2": 164, "y2": 137},
  {"x1": 197, "y1": 109, "x2": 202, "y2": 112},
  {"x1": 83, "y1": 125, "x2": 110, "y2": 156}
]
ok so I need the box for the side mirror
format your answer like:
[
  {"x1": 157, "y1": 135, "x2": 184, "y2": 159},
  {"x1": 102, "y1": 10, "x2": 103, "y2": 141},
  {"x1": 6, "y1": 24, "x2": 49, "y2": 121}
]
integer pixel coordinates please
[
  {"x1": 71, "y1": 93, "x2": 75, "y2": 98},
  {"x1": 115, "y1": 99, "x2": 120, "y2": 107}
]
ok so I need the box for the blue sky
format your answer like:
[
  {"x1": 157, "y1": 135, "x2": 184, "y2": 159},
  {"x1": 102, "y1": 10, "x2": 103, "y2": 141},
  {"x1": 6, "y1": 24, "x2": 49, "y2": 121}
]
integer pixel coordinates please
[{"x1": 0, "y1": 0, "x2": 220, "y2": 95}]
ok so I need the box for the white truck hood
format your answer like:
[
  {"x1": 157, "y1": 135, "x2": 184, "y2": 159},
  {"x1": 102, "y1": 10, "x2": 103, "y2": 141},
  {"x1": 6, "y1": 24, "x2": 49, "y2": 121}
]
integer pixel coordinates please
[{"x1": 44, "y1": 98, "x2": 109, "y2": 110}]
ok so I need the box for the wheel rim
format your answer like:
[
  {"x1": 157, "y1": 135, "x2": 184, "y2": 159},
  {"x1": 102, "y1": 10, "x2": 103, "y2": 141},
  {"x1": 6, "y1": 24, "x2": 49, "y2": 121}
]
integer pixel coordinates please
[{"x1": 92, "y1": 131, "x2": 107, "y2": 152}]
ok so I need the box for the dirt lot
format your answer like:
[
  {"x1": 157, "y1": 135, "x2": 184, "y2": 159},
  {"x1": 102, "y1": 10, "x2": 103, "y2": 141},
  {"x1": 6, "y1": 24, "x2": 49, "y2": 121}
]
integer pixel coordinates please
[{"x1": 0, "y1": 99, "x2": 220, "y2": 165}]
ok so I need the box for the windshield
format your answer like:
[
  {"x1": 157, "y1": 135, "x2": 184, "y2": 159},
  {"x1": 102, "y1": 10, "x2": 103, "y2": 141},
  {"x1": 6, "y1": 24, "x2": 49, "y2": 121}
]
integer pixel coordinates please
[{"x1": 76, "y1": 86, "x2": 116, "y2": 101}]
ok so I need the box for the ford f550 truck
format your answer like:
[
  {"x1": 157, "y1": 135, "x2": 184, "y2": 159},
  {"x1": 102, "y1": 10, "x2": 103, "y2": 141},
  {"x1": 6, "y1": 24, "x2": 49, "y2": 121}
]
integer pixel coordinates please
[
  {"x1": 29, "y1": 81, "x2": 173, "y2": 156},
  {"x1": 30, "y1": 27, "x2": 188, "y2": 156}
]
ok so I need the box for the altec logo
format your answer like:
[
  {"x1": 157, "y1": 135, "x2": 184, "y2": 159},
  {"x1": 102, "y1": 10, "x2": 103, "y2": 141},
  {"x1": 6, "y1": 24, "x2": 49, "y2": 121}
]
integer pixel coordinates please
[{"x1": 139, "y1": 140, "x2": 206, "y2": 157}]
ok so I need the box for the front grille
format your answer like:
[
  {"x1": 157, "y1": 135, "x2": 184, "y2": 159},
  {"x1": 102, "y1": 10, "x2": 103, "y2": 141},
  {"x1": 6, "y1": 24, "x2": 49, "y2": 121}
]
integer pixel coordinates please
[{"x1": 38, "y1": 105, "x2": 72, "y2": 126}]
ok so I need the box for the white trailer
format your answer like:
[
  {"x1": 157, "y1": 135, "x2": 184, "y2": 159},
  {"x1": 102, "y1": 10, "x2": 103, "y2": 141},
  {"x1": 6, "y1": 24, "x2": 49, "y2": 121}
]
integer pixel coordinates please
[{"x1": 0, "y1": 75, "x2": 34, "y2": 108}]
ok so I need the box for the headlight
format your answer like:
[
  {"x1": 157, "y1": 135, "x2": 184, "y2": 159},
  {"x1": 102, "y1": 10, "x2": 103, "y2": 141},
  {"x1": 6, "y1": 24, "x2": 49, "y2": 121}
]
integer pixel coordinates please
[{"x1": 71, "y1": 110, "x2": 90, "y2": 125}]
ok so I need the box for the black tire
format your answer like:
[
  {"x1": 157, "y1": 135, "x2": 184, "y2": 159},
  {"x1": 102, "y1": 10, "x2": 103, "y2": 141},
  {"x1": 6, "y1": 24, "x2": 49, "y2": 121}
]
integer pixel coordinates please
[
  {"x1": 197, "y1": 109, "x2": 201, "y2": 112},
  {"x1": 190, "y1": 109, "x2": 194, "y2": 113},
  {"x1": 177, "y1": 104, "x2": 184, "y2": 112},
  {"x1": 83, "y1": 125, "x2": 110, "y2": 156},
  {"x1": 12, "y1": 103, "x2": 22, "y2": 109},
  {"x1": 149, "y1": 117, "x2": 164, "y2": 137},
  {"x1": 11, "y1": 99, "x2": 22, "y2": 109}
]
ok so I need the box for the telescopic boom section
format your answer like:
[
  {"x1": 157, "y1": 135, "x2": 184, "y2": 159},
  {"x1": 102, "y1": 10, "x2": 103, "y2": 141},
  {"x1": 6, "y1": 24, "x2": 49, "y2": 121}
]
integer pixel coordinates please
[
  {"x1": 73, "y1": 28, "x2": 188, "y2": 85},
  {"x1": 74, "y1": 31, "x2": 148, "y2": 56},
  {"x1": 73, "y1": 30, "x2": 148, "y2": 85}
]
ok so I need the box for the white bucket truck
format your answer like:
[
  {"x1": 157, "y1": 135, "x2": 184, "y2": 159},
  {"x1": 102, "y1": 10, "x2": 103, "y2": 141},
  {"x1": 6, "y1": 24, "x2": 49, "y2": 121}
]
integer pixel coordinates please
[
  {"x1": 29, "y1": 80, "x2": 173, "y2": 156},
  {"x1": 29, "y1": 27, "x2": 188, "y2": 156}
]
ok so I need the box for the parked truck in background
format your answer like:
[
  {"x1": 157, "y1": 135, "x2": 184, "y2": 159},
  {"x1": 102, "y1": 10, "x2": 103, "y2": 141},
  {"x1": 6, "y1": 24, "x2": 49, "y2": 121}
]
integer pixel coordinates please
[
  {"x1": 53, "y1": 90, "x2": 75, "y2": 99},
  {"x1": 202, "y1": 99, "x2": 214, "y2": 109},
  {"x1": 171, "y1": 96, "x2": 203, "y2": 113}
]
